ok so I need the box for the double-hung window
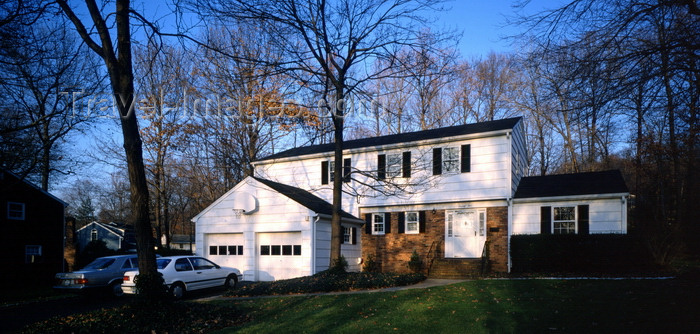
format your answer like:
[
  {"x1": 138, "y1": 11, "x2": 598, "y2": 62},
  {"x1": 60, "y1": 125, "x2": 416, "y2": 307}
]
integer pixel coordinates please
[
  {"x1": 372, "y1": 213, "x2": 385, "y2": 235},
  {"x1": 405, "y1": 212, "x2": 419, "y2": 234},
  {"x1": 553, "y1": 206, "x2": 576, "y2": 234},
  {"x1": 433, "y1": 145, "x2": 470, "y2": 175},
  {"x1": 386, "y1": 154, "x2": 402, "y2": 178},
  {"x1": 25, "y1": 245, "x2": 42, "y2": 263},
  {"x1": 7, "y1": 202, "x2": 25, "y2": 220},
  {"x1": 322, "y1": 158, "x2": 351, "y2": 184}
]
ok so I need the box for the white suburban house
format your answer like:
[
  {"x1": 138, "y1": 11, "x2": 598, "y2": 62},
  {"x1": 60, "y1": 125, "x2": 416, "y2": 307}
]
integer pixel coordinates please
[{"x1": 193, "y1": 117, "x2": 629, "y2": 281}]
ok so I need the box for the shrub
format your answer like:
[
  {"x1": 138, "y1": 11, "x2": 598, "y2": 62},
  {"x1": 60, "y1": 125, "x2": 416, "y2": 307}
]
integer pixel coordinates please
[
  {"x1": 408, "y1": 250, "x2": 423, "y2": 273},
  {"x1": 363, "y1": 254, "x2": 380, "y2": 272},
  {"x1": 329, "y1": 255, "x2": 348, "y2": 274}
]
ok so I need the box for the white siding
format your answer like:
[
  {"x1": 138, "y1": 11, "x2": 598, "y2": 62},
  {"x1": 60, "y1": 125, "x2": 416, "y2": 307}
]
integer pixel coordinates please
[
  {"x1": 255, "y1": 134, "x2": 513, "y2": 216},
  {"x1": 195, "y1": 178, "x2": 314, "y2": 281},
  {"x1": 512, "y1": 197, "x2": 627, "y2": 235}
]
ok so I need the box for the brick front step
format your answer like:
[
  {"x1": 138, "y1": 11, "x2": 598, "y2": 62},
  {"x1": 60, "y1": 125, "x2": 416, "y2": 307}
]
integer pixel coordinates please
[{"x1": 428, "y1": 258, "x2": 484, "y2": 278}]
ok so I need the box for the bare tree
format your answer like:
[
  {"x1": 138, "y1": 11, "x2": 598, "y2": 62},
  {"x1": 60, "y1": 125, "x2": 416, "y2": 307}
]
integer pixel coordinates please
[
  {"x1": 195, "y1": 0, "x2": 448, "y2": 265},
  {"x1": 0, "y1": 14, "x2": 101, "y2": 190},
  {"x1": 57, "y1": 0, "x2": 161, "y2": 297}
]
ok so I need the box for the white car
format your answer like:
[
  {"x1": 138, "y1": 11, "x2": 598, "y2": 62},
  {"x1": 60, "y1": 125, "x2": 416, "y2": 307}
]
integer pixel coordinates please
[{"x1": 121, "y1": 256, "x2": 242, "y2": 299}]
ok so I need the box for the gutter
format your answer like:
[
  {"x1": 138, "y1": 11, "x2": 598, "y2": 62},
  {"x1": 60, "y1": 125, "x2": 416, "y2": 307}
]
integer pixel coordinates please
[{"x1": 512, "y1": 192, "x2": 630, "y2": 203}]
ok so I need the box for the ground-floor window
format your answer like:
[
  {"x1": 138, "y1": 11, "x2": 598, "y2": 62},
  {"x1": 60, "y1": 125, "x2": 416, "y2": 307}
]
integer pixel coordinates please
[
  {"x1": 25, "y1": 245, "x2": 42, "y2": 263},
  {"x1": 372, "y1": 213, "x2": 384, "y2": 235},
  {"x1": 553, "y1": 206, "x2": 576, "y2": 234},
  {"x1": 260, "y1": 244, "x2": 301, "y2": 256},
  {"x1": 210, "y1": 244, "x2": 244, "y2": 255}
]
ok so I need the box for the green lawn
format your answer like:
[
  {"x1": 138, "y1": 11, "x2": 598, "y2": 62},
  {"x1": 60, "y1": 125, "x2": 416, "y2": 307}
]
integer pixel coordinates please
[{"x1": 211, "y1": 278, "x2": 699, "y2": 333}]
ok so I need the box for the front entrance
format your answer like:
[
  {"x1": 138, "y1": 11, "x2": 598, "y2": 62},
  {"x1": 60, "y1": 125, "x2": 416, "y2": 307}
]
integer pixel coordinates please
[{"x1": 445, "y1": 209, "x2": 486, "y2": 258}]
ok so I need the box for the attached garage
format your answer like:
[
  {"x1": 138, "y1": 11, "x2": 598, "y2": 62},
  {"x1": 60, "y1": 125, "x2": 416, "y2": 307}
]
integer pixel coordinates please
[{"x1": 193, "y1": 176, "x2": 364, "y2": 281}]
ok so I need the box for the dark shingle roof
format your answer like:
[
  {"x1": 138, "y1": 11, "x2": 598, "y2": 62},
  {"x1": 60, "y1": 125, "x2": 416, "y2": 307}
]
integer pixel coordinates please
[
  {"x1": 259, "y1": 117, "x2": 522, "y2": 161},
  {"x1": 253, "y1": 177, "x2": 360, "y2": 221},
  {"x1": 514, "y1": 170, "x2": 629, "y2": 199}
]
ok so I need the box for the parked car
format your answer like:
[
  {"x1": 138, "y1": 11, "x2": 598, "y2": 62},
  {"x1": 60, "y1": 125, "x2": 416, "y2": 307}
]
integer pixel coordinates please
[
  {"x1": 121, "y1": 256, "x2": 242, "y2": 299},
  {"x1": 54, "y1": 254, "x2": 139, "y2": 297}
]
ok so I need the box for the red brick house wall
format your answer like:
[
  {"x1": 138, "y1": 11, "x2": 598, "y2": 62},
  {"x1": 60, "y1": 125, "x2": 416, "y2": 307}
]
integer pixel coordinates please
[{"x1": 362, "y1": 207, "x2": 509, "y2": 275}]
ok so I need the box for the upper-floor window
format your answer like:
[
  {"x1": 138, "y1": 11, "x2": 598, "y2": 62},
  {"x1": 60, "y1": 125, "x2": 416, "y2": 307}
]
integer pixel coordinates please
[
  {"x1": 7, "y1": 202, "x2": 25, "y2": 220},
  {"x1": 321, "y1": 158, "x2": 351, "y2": 185},
  {"x1": 378, "y1": 151, "x2": 411, "y2": 179},
  {"x1": 433, "y1": 145, "x2": 470, "y2": 175},
  {"x1": 91, "y1": 229, "x2": 98, "y2": 241}
]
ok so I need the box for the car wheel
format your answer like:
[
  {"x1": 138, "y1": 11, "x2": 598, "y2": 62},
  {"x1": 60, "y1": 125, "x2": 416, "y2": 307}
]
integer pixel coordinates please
[
  {"x1": 224, "y1": 275, "x2": 237, "y2": 289},
  {"x1": 110, "y1": 281, "x2": 124, "y2": 297},
  {"x1": 170, "y1": 282, "x2": 186, "y2": 300}
]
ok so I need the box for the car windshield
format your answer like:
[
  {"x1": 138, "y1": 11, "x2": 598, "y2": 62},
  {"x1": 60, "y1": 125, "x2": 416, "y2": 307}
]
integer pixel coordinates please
[
  {"x1": 156, "y1": 258, "x2": 171, "y2": 269},
  {"x1": 82, "y1": 258, "x2": 116, "y2": 270}
]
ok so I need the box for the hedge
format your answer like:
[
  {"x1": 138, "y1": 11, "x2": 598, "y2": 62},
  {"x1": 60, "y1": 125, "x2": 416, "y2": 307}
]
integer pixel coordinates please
[{"x1": 510, "y1": 234, "x2": 658, "y2": 274}]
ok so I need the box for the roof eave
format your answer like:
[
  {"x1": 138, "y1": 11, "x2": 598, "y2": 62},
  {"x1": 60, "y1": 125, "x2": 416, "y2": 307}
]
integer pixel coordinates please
[{"x1": 513, "y1": 192, "x2": 630, "y2": 203}]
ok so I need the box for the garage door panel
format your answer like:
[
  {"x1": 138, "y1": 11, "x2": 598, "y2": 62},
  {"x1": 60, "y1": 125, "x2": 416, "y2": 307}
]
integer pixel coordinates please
[
  {"x1": 205, "y1": 233, "x2": 246, "y2": 271},
  {"x1": 257, "y1": 232, "x2": 304, "y2": 281}
]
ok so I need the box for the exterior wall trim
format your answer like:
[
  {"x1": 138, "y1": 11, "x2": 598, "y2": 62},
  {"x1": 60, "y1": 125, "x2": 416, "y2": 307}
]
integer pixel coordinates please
[{"x1": 513, "y1": 193, "x2": 629, "y2": 203}]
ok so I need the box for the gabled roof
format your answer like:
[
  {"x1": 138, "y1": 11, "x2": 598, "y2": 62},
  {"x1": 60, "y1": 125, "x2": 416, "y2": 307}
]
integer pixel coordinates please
[
  {"x1": 0, "y1": 168, "x2": 68, "y2": 206},
  {"x1": 253, "y1": 177, "x2": 360, "y2": 221},
  {"x1": 76, "y1": 221, "x2": 125, "y2": 238},
  {"x1": 513, "y1": 170, "x2": 629, "y2": 199},
  {"x1": 258, "y1": 117, "x2": 522, "y2": 161}
]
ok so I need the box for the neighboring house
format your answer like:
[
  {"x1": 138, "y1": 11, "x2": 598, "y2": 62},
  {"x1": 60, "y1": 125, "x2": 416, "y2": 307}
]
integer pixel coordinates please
[
  {"x1": 0, "y1": 169, "x2": 67, "y2": 285},
  {"x1": 162, "y1": 234, "x2": 196, "y2": 252},
  {"x1": 76, "y1": 221, "x2": 136, "y2": 252},
  {"x1": 193, "y1": 117, "x2": 629, "y2": 280}
]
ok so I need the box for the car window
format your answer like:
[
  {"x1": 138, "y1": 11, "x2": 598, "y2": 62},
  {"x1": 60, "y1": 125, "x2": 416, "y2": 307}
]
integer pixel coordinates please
[
  {"x1": 83, "y1": 258, "x2": 116, "y2": 270},
  {"x1": 190, "y1": 257, "x2": 217, "y2": 270},
  {"x1": 121, "y1": 257, "x2": 138, "y2": 269},
  {"x1": 174, "y1": 258, "x2": 193, "y2": 272},
  {"x1": 156, "y1": 258, "x2": 172, "y2": 269}
]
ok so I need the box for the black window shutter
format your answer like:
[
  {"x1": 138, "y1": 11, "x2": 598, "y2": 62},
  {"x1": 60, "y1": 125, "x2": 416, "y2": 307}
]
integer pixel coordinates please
[
  {"x1": 433, "y1": 148, "x2": 442, "y2": 175},
  {"x1": 378, "y1": 154, "x2": 386, "y2": 180},
  {"x1": 321, "y1": 161, "x2": 329, "y2": 185},
  {"x1": 384, "y1": 212, "x2": 391, "y2": 234},
  {"x1": 419, "y1": 211, "x2": 426, "y2": 233},
  {"x1": 402, "y1": 151, "x2": 411, "y2": 178},
  {"x1": 461, "y1": 144, "x2": 471, "y2": 173},
  {"x1": 343, "y1": 158, "x2": 351, "y2": 183},
  {"x1": 351, "y1": 227, "x2": 357, "y2": 244},
  {"x1": 397, "y1": 212, "x2": 405, "y2": 234},
  {"x1": 541, "y1": 206, "x2": 552, "y2": 234},
  {"x1": 365, "y1": 213, "x2": 372, "y2": 234},
  {"x1": 578, "y1": 205, "x2": 590, "y2": 235}
]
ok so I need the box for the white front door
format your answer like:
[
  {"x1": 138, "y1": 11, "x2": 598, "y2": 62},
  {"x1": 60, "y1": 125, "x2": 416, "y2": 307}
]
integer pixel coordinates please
[{"x1": 445, "y1": 209, "x2": 486, "y2": 258}]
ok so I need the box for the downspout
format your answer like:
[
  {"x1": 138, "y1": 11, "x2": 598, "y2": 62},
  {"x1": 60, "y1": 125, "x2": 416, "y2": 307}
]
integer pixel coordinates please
[
  {"x1": 312, "y1": 214, "x2": 320, "y2": 274},
  {"x1": 506, "y1": 131, "x2": 513, "y2": 273}
]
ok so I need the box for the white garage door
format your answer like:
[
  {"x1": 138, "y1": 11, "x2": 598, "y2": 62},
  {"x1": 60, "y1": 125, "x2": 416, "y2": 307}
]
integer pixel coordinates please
[
  {"x1": 205, "y1": 233, "x2": 246, "y2": 272},
  {"x1": 256, "y1": 232, "x2": 305, "y2": 281}
]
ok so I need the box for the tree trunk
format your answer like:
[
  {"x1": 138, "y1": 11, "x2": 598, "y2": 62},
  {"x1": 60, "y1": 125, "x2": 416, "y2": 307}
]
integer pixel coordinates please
[{"x1": 329, "y1": 86, "x2": 345, "y2": 267}]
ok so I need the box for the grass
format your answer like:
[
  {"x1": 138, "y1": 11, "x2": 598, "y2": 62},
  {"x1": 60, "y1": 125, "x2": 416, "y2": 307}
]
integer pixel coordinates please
[
  {"x1": 213, "y1": 278, "x2": 700, "y2": 334},
  {"x1": 0, "y1": 286, "x2": 73, "y2": 307}
]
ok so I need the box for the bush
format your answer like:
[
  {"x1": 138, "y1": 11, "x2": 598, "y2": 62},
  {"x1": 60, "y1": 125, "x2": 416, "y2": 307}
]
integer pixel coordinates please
[
  {"x1": 510, "y1": 234, "x2": 660, "y2": 275},
  {"x1": 363, "y1": 254, "x2": 380, "y2": 272},
  {"x1": 408, "y1": 250, "x2": 423, "y2": 273},
  {"x1": 226, "y1": 270, "x2": 426, "y2": 297}
]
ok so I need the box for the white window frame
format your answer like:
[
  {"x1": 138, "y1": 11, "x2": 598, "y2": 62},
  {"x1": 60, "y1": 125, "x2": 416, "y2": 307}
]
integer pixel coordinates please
[
  {"x1": 443, "y1": 147, "x2": 460, "y2": 173},
  {"x1": 553, "y1": 206, "x2": 576, "y2": 234},
  {"x1": 343, "y1": 227, "x2": 353, "y2": 244},
  {"x1": 7, "y1": 202, "x2": 25, "y2": 220},
  {"x1": 386, "y1": 153, "x2": 402, "y2": 178},
  {"x1": 405, "y1": 211, "x2": 419, "y2": 234},
  {"x1": 372, "y1": 213, "x2": 385, "y2": 235},
  {"x1": 478, "y1": 209, "x2": 486, "y2": 236},
  {"x1": 91, "y1": 229, "x2": 98, "y2": 241}
]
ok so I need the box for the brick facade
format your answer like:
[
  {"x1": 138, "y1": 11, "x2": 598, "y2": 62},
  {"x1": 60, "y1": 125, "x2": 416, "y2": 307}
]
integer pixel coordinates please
[{"x1": 361, "y1": 206, "x2": 509, "y2": 275}]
